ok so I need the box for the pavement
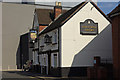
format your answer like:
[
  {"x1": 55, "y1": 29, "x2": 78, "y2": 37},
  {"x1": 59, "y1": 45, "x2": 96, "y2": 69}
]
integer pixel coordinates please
[{"x1": 1, "y1": 70, "x2": 88, "y2": 80}]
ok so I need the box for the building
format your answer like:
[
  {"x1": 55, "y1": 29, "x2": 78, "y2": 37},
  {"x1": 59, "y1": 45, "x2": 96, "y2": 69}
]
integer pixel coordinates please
[
  {"x1": 38, "y1": 1, "x2": 113, "y2": 76},
  {"x1": 0, "y1": 2, "x2": 35, "y2": 70},
  {"x1": 31, "y1": 2, "x2": 68, "y2": 72},
  {"x1": 108, "y1": 4, "x2": 120, "y2": 79}
]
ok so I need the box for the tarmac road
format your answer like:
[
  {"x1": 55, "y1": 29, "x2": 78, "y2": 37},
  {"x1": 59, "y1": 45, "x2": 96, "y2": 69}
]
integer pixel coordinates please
[
  {"x1": 1, "y1": 71, "x2": 88, "y2": 80},
  {"x1": 2, "y1": 71, "x2": 40, "y2": 80}
]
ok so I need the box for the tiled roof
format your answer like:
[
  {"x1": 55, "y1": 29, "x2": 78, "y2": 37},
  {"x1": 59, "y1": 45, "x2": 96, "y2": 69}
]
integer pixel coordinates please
[
  {"x1": 36, "y1": 9, "x2": 67, "y2": 25},
  {"x1": 39, "y1": 2, "x2": 87, "y2": 35},
  {"x1": 39, "y1": 1, "x2": 111, "y2": 35}
]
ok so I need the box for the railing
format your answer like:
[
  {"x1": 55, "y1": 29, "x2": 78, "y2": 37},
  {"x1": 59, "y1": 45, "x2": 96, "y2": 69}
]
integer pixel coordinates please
[{"x1": 101, "y1": 58, "x2": 113, "y2": 64}]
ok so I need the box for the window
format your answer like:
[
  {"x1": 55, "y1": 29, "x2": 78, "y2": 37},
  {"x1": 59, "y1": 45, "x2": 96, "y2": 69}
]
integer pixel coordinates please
[{"x1": 44, "y1": 34, "x2": 52, "y2": 43}]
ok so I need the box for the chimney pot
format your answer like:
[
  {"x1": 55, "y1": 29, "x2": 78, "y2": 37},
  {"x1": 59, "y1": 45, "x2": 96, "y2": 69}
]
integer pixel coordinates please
[
  {"x1": 55, "y1": 1, "x2": 59, "y2": 6},
  {"x1": 58, "y1": 2, "x2": 61, "y2": 6}
]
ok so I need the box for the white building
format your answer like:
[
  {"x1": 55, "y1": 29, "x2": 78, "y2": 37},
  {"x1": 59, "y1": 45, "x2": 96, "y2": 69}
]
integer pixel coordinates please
[{"x1": 37, "y1": 1, "x2": 112, "y2": 76}]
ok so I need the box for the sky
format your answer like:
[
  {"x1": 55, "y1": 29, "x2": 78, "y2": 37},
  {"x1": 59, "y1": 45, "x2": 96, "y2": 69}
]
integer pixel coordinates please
[
  {"x1": 0, "y1": 0, "x2": 119, "y2": 15},
  {"x1": 36, "y1": 1, "x2": 119, "y2": 15},
  {"x1": 97, "y1": 2, "x2": 119, "y2": 14}
]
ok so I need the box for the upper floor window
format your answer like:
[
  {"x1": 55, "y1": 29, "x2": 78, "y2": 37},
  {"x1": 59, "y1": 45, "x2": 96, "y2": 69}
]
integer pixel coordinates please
[{"x1": 44, "y1": 34, "x2": 52, "y2": 43}]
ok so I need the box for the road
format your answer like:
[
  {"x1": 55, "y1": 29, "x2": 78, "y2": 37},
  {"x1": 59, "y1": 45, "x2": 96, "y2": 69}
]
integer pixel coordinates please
[
  {"x1": 1, "y1": 71, "x2": 88, "y2": 80},
  {"x1": 2, "y1": 71, "x2": 41, "y2": 80}
]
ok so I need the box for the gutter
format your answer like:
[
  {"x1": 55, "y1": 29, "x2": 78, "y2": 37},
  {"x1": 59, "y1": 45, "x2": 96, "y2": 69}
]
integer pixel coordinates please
[{"x1": 110, "y1": 12, "x2": 120, "y2": 18}]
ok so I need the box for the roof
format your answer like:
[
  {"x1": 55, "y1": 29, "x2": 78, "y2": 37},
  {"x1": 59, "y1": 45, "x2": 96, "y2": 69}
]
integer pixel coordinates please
[
  {"x1": 36, "y1": 9, "x2": 67, "y2": 25},
  {"x1": 108, "y1": 4, "x2": 120, "y2": 17},
  {"x1": 39, "y1": 1, "x2": 111, "y2": 35}
]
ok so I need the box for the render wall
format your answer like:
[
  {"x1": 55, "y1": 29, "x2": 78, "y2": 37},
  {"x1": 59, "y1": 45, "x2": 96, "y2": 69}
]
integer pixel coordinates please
[
  {"x1": 2, "y1": 3, "x2": 35, "y2": 70},
  {"x1": 61, "y1": 2, "x2": 112, "y2": 67}
]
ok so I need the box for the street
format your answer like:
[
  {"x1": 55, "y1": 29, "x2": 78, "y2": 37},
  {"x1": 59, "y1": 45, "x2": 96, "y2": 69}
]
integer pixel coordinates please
[
  {"x1": 2, "y1": 71, "x2": 39, "y2": 80},
  {"x1": 1, "y1": 71, "x2": 88, "y2": 80}
]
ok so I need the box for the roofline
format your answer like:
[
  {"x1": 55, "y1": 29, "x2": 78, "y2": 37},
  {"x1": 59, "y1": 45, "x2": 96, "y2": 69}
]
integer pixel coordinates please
[
  {"x1": 90, "y1": 1, "x2": 112, "y2": 23},
  {"x1": 38, "y1": 1, "x2": 88, "y2": 36},
  {"x1": 38, "y1": 25, "x2": 49, "y2": 35},
  {"x1": 39, "y1": 0, "x2": 111, "y2": 35},
  {"x1": 61, "y1": 1, "x2": 88, "y2": 24},
  {"x1": 109, "y1": 12, "x2": 120, "y2": 17},
  {"x1": 108, "y1": 4, "x2": 120, "y2": 15}
]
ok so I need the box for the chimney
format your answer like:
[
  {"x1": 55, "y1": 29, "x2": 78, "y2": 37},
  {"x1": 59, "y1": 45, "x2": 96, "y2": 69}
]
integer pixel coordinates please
[{"x1": 54, "y1": 2, "x2": 62, "y2": 19}]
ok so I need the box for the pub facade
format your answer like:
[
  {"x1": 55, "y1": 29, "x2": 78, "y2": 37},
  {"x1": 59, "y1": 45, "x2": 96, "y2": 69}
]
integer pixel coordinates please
[{"x1": 35, "y1": 1, "x2": 113, "y2": 77}]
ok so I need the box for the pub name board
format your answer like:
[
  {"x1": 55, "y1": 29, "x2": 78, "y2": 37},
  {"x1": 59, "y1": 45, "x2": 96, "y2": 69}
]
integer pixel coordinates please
[
  {"x1": 80, "y1": 19, "x2": 98, "y2": 35},
  {"x1": 30, "y1": 29, "x2": 37, "y2": 40}
]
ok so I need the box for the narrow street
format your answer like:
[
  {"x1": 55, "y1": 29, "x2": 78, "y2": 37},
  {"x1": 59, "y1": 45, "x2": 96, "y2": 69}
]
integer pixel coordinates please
[{"x1": 1, "y1": 71, "x2": 88, "y2": 80}]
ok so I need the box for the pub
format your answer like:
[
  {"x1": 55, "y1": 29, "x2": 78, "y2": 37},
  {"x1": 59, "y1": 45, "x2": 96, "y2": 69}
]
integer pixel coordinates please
[{"x1": 33, "y1": 0, "x2": 113, "y2": 78}]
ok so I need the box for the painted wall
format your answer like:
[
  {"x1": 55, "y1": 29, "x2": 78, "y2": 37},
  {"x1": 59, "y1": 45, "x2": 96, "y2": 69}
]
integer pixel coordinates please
[
  {"x1": 2, "y1": 3, "x2": 35, "y2": 70},
  {"x1": 39, "y1": 29, "x2": 59, "y2": 74},
  {"x1": 61, "y1": 2, "x2": 112, "y2": 67},
  {"x1": 39, "y1": 29, "x2": 58, "y2": 51}
]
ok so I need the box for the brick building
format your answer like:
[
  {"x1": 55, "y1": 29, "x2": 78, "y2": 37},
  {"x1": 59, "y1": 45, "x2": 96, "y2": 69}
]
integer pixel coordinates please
[{"x1": 108, "y1": 4, "x2": 120, "y2": 79}]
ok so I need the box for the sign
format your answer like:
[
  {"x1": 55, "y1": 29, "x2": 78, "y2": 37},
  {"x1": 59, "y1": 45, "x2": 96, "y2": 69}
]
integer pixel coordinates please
[
  {"x1": 80, "y1": 19, "x2": 98, "y2": 35},
  {"x1": 30, "y1": 29, "x2": 37, "y2": 40}
]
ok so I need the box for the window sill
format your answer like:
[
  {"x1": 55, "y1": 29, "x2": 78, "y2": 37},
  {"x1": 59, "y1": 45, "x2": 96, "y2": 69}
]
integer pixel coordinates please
[
  {"x1": 40, "y1": 45, "x2": 44, "y2": 47},
  {"x1": 52, "y1": 42, "x2": 57, "y2": 45}
]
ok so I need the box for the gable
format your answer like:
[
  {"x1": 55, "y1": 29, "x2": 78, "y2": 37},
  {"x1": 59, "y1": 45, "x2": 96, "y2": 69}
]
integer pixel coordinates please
[
  {"x1": 61, "y1": 2, "x2": 111, "y2": 35},
  {"x1": 39, "y1": 1, "x2": 111, "y2": 35},
  {"x1": 61, "y1": 2, "x2": 112, "y2": 67}
]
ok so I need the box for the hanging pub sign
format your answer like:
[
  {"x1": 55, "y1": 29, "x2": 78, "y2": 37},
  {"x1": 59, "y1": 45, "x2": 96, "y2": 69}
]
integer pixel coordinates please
[
  {"x1": 80, "y1": 19, "x2": 98, "y2": 35},
  {"x1": 30, "y1": 29, "x2": 37, "y2": 40}
]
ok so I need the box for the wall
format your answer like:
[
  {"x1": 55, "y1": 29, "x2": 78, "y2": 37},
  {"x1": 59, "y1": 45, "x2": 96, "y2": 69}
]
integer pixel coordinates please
[
  {"x1": 0, "y1": 2, "x2": 2, "y2": 79},
  {"x1": 112, "y1": 15, "x2": 120, "y2": 79},
  {"x1": 18, "y1": 33, "x2": 29, "y2": 69},
  {"x1": 61, "y1": 2, "x2": 112, "y2": 67},
  {"x1": 39, "y1": 29, "x2": 59, "y2": 74},
  {"x1": 2, "y1": 3, "x2": 35, "y2": 70},
  {"x1": 39, "y1": 29, "x2": 58, "y2": 51}
]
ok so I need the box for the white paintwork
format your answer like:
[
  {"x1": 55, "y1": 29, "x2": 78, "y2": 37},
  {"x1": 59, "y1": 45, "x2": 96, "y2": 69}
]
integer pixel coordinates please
[
  {"x1": 34, "y1": 42, "x2": 38, "y2": 48},
  {"x1": 61, "y1": 2, "x2": 112, "y2": 67},
  {"x1": 39, "y1": 29, "x2": 59, "y2": 74},
  {"x1": 51, "y1": 52, "x2": 58, "y2": 67},
  {"x1": 33, "y1": 51, "x2": 39, "y2": 65}
]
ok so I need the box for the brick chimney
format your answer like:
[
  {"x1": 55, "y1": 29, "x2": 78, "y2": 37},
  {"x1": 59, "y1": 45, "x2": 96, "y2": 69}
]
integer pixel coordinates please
[{"x1": 54, "y1": 2, "x2": 62, "y2": 19}]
